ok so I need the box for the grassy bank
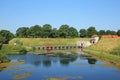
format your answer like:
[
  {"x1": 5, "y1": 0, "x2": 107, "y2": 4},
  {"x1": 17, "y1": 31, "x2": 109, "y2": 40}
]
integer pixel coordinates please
[
  {"x1": 1, "y1": 38, "x2": 89, "y2": 54},
  {"x1": 84, "y1": 38, "x2": 120, "y2": 65},
  {"x1": 9, "y1": 38, "x2": 89, "y2": 47},
  {"x1": 1, "y1": 44, "x2": 28, "y2": 54}
]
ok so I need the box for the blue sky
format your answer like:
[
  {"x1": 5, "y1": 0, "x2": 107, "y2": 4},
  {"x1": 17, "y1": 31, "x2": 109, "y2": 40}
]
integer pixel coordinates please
[{"x1": 0, "y1": 0, "x2": 120, "y2": 33}]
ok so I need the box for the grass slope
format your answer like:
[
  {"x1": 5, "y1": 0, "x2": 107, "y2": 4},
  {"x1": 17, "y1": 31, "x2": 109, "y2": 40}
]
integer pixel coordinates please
[
  {"x1": 9, "y1": 38, "x2": 89, "y2": 47},
  {"x1": 1, "y1": 38, "x2": 89, "y2": 54},
  {"x1": 84, "y1": 38, "x2": 120, "y2": 65}
]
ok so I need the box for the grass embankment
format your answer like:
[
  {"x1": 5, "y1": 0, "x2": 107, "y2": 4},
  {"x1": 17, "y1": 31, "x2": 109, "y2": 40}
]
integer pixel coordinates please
[
  {"x1": 9, "y1": 38, "x2": 89, "y2": 46},
  {"x1": 1, "y1": 38, "x2": 89, "y2": 54},
  {"x1": 84, "y1": 38, "x2": 120, "y2": 65}
]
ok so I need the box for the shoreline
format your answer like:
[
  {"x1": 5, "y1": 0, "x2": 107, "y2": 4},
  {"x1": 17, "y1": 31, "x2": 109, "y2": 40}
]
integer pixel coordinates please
[{"x1": 83, "y1": 49, "x2": 120, "y2": 68}]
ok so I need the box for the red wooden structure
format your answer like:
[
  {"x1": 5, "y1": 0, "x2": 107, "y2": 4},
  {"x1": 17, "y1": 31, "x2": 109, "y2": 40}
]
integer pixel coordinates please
[{"x1": 45, "y1": 43, "x2": 52, "y2": 54}]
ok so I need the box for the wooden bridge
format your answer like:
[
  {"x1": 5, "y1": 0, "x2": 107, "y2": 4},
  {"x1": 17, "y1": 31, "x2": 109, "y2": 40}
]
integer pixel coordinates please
[{"x1": 36, "y1": 45, "x2": 83, "y2": 50}]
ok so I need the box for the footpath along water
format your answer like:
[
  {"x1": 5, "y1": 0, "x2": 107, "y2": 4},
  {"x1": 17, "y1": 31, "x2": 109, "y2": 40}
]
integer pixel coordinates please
[{"x1": 0, "y1": 52, "x2": 120, "y2": 80}]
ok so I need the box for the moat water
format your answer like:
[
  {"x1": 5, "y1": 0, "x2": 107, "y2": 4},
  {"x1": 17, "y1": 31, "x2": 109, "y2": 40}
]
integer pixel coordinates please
[{"x1": 0, "y1": 52, "x2": 120, "y2": 80}]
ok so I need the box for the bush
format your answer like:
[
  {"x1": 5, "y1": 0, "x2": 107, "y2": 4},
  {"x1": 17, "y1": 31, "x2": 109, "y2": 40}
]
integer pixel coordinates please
[
  {"x1": 32, "y1": 47, "x2": 36, "y2": 52},
  {"x1": 0, "y1": 53, "x2": 10, "y2": 63},
  {"x1": 0, "y1": 44, "x2": 2, "y2": 50},
  {"x1": 19, "y1": 47, "x2": 27, "y2": 54}
]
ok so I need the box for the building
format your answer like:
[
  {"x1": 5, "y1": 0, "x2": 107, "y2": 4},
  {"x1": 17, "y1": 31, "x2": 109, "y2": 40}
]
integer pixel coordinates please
[
  {"x1": 102, "y1": 35, "x2": 120, "y2": 38},
  {"x1": 90, "y1": 35, "x2": 99, "y2": 44}
]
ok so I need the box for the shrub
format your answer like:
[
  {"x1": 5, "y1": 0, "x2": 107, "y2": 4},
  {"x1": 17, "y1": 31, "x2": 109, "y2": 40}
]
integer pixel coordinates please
[
  {"x1": 0, "y1": 44, "x2": 2, "y2": 50},
  {"x1": 19, "y1": 47, "x2": 27, "y2": 54},
  {"x1": 32, "y1": 47, "x2": 36, "y2": 52},
  {"x1": 0, "y1": 53, "x2": 10, "y2": 63}
]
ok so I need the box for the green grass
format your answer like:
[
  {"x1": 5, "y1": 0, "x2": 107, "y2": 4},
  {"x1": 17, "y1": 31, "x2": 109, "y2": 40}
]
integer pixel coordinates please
[
  {"x1": 86, "y1": 38, "x2": 120, "y2": 53},
  {"x1": 84, "y1": 49, "x2": 120, "y2": 63},
  {"x1": 110, "y1": 45, "x2": 120, "y2": 56},
  {"x1": 9, "y1": 38, "x2": 90, "y2": 47}
]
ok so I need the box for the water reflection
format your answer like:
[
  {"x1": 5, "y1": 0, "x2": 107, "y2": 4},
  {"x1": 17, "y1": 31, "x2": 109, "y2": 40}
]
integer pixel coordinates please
[
  {"x1": 7, "y1": 54, "x2": 79, "y2": 67},
  {"x1": 33, "y1": 61, "x2": 41, "y2": 66},
  {"x1": 87, "y1": 58, "x2": 97, "y2": 64},
  {"x1": 60, "y1": 59, "x2": 70, "y2": 66},
  {"x1": 43, "y1": 60, "x2": 51, "y2": 67}
]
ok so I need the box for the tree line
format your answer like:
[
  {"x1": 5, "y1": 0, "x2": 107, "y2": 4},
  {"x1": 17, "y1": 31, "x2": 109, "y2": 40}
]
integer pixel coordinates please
[
  {"x1": 0, "y1": 24, "x2": 120, "y2": 49},
  {"x1": 16, "y1": 24, "x2": 78, "y2": 38},
  {"x1": 16, "y1": 24, "x2": 120, "y2": 38}
]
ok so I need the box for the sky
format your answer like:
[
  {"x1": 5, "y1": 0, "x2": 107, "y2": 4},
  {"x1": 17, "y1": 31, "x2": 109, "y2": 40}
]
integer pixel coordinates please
[{"x1": 0, "y1": 0, "x2": 120, "y2": 33}]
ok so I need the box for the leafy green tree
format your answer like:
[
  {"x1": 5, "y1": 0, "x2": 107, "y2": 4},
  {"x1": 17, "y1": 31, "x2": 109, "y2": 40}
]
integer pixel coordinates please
[
  {"x1": 79, "y1": 29, "x2": 87, "y2": 38},
  {"x1": 105, "y1": 30, "x2": 111, "y2": 35},
  {"x1": 58, "y1": 24, "x2": 69, "y2": 38},
  {"x1": 0, "y1": 30, "x2": 14, "y2": 44},
  {"x1": 105, "y1": 30, "x2": 117, "y2": 35},
  {"x1": 98, "y1": 30, "x2": 106, "y2": 35},
  {"x1": 27, "y1": 25, "x2": 42, "y2": 38},
  {"x1": 87, "y1": 26, "x2": 97, "y2": 37},
  {"x1": 110, "y1": 30, "x2": 117, "y2": 35},
  {"x1": 117, "y1": 30, "x2": 120, "y2": 36},
  {"x1": 68, "y1": 27, "x2": 78, "y2": 38},
  {"x1": 49, "y1": 28, "x2": 59, "y2": 38},
  {"x1": 0, "y1": 35, "x2": 5, "y2": 49},
  {"x1": 16, "y1": 27, "x2": 29, "y2": 37},
  {"x1": 42, "y1": 24, "x2": 52, "y2": 38}
]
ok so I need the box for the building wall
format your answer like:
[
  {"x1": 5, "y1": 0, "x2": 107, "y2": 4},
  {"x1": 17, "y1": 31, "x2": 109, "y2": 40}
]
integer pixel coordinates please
[{"x1": 102, "y1": 35, "x2": 120, "y2": 38}]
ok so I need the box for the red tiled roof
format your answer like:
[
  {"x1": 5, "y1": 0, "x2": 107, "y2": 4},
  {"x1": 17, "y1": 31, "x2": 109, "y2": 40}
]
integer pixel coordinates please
[{"x1": 45, "y1": 43, "x2": 52, "y2": 47}]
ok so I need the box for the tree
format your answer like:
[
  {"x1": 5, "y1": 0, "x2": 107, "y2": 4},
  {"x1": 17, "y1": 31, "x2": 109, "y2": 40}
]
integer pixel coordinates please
[
  {"x1": 110, "y1": 30, "x2": 117, "y2": 35},
  {"x1": 0, "y1": 35, "x2": 5, "y2": 49},
  {"x1": 42, "y1": 24, "x2": 52, "y2": 38},
  {"x1": 117, "y1": 30, "x2": 120, "y2": 36},
  {"x1": 27, "y1": 25, "x2": 42, "y2": 38},
  {"x1": 105, "y1": 30, "x2": 117, "y2": 35},
  {"x1": 0, "y1": 30, "x2": 14, "y2": 44},
  {"x1": 87, "y1": 26, "x2": 97, "y2": 37},
  {"x1": 49, "y1": 28, "x2": 59, "y2": 38},
  {"x1": 68, "y1": 27, "x2": 78, "y2": 38},
  {"x1": 105, "y1": 30, "x2": 111, "y2": 35},
  {"x1": 58, "y1": 24, "x2": 69, "y2": 38},
  {"x1": 98, "y1": 30, "x2": 106, "y2": 35},
  {"x1": 16, "y1": 27, "x2": 29, "y2": 38},
  {"x1": 79, "y1": 29, "x2": 87, "y2": 38}
]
